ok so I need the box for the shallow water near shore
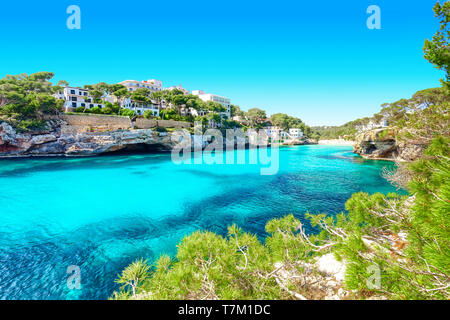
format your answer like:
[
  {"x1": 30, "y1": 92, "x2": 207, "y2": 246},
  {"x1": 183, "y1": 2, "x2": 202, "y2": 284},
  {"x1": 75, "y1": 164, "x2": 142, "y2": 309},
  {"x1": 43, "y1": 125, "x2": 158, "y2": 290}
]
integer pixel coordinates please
[{"x1": 0, "y1": 145, "x2": 404, "y2": 300}]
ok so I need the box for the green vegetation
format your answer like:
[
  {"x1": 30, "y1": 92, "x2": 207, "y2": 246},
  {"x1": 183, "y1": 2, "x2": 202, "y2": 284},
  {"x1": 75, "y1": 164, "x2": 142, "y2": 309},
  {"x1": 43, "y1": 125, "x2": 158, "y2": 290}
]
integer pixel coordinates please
[
  {"x1": 0, "y1": 72, "x2": 316, "y2": 132},
  {"x1": 73, "y1": 101, "x2": 122, "y2": 116},
  {"x1": 312, "y1": 85, "x2": 449, "y2": 141},
  {"x1": 113, "y1": 1, "x2": 450, "y2": 300},
  {"x1": 245, "y1": 108, "x2": 267, "y2": 127},
  {"x1": 111, "y1": 220, "x2": 315, "y2": 300},
  {"x1": 331, "y1": 136, "x2": 449, "y2": 299},
  {"x1": 115, "y1": 258, "x2": 151, "y2": 296},
  {"x1": 312, "y1": 119, "x2": 361, "y2": 140},
  {"x1": 230, "y1": 104, "x2": 245, "y2": 118},
  {"x1": 0, "y1": 72, "x2": 63, "y2": 131},
  {"x1": 112, "y1": 134, "x2": 449, "y2": 300},
  {"x1": 424, "y1": 1, "x2": 450, "y2": 89}
]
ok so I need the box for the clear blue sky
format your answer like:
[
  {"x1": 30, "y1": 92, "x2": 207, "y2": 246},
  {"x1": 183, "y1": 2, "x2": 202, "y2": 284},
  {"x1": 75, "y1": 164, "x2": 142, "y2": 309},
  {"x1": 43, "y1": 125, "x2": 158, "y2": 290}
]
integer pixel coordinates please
[{"x1": 0, "y1": 0, "x2": 444, "y2": 125}]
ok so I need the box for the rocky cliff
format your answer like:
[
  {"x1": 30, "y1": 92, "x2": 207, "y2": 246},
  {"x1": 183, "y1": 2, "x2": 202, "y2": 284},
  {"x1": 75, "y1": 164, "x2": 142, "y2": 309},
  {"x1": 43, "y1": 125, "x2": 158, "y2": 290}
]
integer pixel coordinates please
[
  {"x1": 353, "y1": 127, "x2": 424, "y2": 161},
  {"x1": 0, "y1": 120, "x2": 177, "y2": 158}
]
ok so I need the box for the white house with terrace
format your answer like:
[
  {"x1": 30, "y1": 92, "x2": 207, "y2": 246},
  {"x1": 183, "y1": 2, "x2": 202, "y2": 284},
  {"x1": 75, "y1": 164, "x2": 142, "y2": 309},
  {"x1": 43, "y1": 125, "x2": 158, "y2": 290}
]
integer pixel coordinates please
[
  {"x1": 54, "y1": 87, "x2": 105, "y2": 112},
  {"x1": 118, "y1": 97, "x2": 160, "y2": 116},
  {"x1": 117, "y1": 79, "x2": 164, "y2": 116}
]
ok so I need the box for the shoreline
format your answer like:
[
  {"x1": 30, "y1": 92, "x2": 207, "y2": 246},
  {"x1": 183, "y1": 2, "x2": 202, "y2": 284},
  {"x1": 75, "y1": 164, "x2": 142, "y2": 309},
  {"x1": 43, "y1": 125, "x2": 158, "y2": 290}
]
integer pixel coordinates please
[
  {"x1": 318, "y1": 139, "x2": 355, "y2": 146},
  {"x1": 357, "y1": 155, "x2": 401, "y2": 162},
  {"x1": 0, "y1": 143, "x2": 351, "y2": 160}
]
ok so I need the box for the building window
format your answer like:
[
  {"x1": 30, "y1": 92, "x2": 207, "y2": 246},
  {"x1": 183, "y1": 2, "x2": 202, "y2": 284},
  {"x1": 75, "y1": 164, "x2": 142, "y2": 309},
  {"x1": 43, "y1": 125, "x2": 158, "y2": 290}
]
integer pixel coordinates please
[
  {"x1": 81, "y1": 103, "x2": 85, "y2": 107},
  {"x1": 90, "y1": 104, "x2": 93, "y2": 108},
  {"x1": 72, "y1": 102, "x2": 76, "y2": 107},
  {"x1": 70, "y1": 90, "x2": 75, "y2": 94}
]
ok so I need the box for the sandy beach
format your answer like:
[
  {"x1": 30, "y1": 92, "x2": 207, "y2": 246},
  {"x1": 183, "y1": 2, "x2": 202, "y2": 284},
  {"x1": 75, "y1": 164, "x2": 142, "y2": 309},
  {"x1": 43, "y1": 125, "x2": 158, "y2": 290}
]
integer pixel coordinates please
[{"x1": 318, "y1": 139, "x2": 355, "y2": 146}]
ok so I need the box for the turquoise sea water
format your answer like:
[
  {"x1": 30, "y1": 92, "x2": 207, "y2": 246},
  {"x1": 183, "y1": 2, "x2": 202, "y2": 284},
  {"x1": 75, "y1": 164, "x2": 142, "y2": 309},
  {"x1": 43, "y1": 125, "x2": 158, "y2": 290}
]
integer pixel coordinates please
[{"x1": 0, "y1": 146, "x2": 403, "y2": 300}]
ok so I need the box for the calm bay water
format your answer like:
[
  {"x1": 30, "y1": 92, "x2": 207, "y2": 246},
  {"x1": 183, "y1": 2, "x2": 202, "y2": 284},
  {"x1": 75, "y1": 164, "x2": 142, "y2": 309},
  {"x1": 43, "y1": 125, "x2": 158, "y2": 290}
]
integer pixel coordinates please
[{"x1": 0, "y1": 146, "x2": 403, "y2": 300}]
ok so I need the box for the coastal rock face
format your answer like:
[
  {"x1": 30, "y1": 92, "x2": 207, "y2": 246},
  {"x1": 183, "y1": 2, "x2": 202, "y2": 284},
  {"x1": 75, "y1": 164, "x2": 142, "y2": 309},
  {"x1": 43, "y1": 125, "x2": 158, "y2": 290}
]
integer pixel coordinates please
[
  {"x1": 353, "y1": 127, "x2": 424, "y2": 161},
  {"x1": 353, "y1": 128, "x2": 397, "y2": 160},
  {"x1": 0, "y1": 120, "x2": 177, "y2": 157},
  {"x1": 396, "y1": 140, "x2": 425, "y2": 162}
]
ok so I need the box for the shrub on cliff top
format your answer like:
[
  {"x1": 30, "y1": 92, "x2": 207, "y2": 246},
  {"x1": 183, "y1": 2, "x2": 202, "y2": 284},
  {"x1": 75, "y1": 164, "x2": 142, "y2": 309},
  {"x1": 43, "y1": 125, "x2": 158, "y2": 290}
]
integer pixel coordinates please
[
  {"x1": 112, "y1": 220, "x2": 316, "y2": 300},
  {"x1": 0, "y1": 72, "x2": 62, "y2": 131},
  {"x1": 332, "y1": 136, "x2": 449, "y2": 299}
]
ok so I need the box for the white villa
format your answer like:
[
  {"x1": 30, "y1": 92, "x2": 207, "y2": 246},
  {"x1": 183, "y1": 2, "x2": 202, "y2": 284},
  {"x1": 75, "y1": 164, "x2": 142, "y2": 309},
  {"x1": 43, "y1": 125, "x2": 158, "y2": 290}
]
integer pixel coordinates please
[
  {"x1": 53, "y1": 79, "x2": 258, "y2": 128},
  {"x1": 355, "y1": 119, "x2": 389, "y2": 132},
  {"x1": 118, "y1": 79, "x2": 164, "y2": 116},
  {"x1": 265, "y1": 126, "x2": 284, "y2": 138},
  {"x1": 54, "y1": 87, "x2": 105, "y2": 112},
  {"x1": 192, "y1": 90, "x2": 231, "y2": 119},
  {"x1": 265, "y1": 126, "x2": 303, "y2": 140},
  {"x1": 289, "y1": 128, "x2": 304, "y2": 139},
  {"x1": 165, "y1": 84, "x2": 190, "y2": 95},
  {"x1": 119, "y1": 79, "x2": 163, "y2": 93},
  {"x1": 119, "y1": 97, "x2": 160, "y2": 116}
]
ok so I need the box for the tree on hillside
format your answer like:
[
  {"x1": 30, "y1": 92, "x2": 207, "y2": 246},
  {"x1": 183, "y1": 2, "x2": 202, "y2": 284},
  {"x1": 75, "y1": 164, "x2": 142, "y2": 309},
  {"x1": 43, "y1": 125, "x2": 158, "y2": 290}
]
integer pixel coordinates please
[
  {"x1": 185, "y1": 96, "x2": 205, "y2": 117},
  {"x1": 0, "y1": 72, "x2": 62, "y2": 131},
  {"x1": 159, "y1": 89, "x2": 188, "y2": 115},
  {"x1": 286, "y1": 116, "x2": 304, "y2": 130},
  {"x1": 247, "y1": 108, "x2": 267, "y2": 127},
  {"x1": 112, "y1": 87, "x2": 131, "y2": 111},
  {"x1": 423, "y1": 1, "x2": 450, "y2": 88},
  {"x1": 96, "y1": 82, "x2": 112, "y2": 96},
  {"x1": 205, "y1": 101, "x2": 226, "y2": 113},
  {"x1": 109, "y1": 84, "x2": 127, "y2": 93},
  {"x1": 131, "y1": 88, "x2": 151, "y2": 114},
  {"x1": 162, "y1": 107, "x2": 179, "y2": 120},
  {"x1": 270, "y1": 113, "x2": 289, "y2": 130},
  {"x1": 378, "y1": 99, "x2": 411, "y2": 126},
  {"x1": 230, "y1": 104, "x2": 245, "y2": 118},
  {"x1": 208, "y1": 112, "x2": 222, "y2": 124},
  {"x1": 412, "y1": 87, "x2": 449, "y2": 107},
  {"x1": 57, "y1": 80, "x2": 69, "y2": 87},
  {"x1": 84, "y1": 84, "x2": 104, "y2": 104}
]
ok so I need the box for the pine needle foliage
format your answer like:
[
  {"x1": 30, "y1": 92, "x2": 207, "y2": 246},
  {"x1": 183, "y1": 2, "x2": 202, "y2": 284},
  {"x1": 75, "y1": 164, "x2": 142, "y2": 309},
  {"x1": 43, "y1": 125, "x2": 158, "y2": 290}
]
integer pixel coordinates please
[{"x1": 113, "y1": 135, "x2": 448, "y2": 300}]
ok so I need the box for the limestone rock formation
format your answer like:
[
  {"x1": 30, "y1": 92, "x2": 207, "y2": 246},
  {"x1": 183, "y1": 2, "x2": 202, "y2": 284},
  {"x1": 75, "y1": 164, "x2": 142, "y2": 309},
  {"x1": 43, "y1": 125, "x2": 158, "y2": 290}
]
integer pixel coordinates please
[
  {"x1": 0, "y1": 120, "x2": 177, "y2": 158},
  {"x1": 353, "y1": 127, "x2": 424, "y2": 162}
]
